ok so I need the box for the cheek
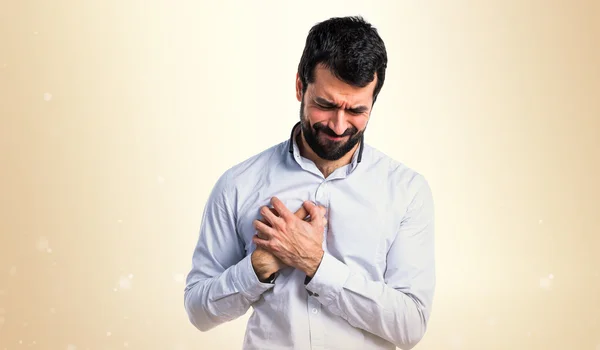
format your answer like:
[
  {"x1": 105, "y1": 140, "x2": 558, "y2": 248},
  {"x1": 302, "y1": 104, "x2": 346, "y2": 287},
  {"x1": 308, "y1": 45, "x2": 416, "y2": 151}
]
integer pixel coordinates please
[
  {"x1": 305, "y1": 107, "x2": 334, "y2": 124},
  {"x1": 353, "y1": 116, "x2": 369, "y2": 130}
]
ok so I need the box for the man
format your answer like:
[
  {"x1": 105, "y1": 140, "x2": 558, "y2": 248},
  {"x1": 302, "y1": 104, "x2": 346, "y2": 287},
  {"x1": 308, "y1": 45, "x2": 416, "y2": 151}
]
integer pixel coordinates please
[{"x1": 184, "y1": 16, "x2": 435, "y2": 350}]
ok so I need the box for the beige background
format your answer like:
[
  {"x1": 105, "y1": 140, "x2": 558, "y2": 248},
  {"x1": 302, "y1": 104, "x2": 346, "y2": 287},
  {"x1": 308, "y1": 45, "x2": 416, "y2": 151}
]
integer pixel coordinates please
[{"x1": 1, "y1": 1, "x2": 599, "y2": 349}]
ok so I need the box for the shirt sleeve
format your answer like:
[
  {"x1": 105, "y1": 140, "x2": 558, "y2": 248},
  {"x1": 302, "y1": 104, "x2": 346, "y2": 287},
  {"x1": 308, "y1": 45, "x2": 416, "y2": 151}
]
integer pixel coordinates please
[
  {"x1": 184, "y1": 171, "x2": 274, "y2": 332},
  {"x1": 304, "y1": 174, "x2": 436, "y2": 350}
]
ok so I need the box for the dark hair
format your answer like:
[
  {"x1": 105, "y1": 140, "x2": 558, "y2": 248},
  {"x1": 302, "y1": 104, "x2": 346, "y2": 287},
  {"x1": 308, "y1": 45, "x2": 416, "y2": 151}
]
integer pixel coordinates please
[{"x1": 297, "y1": 16, "x2": 388, "y2": 103}]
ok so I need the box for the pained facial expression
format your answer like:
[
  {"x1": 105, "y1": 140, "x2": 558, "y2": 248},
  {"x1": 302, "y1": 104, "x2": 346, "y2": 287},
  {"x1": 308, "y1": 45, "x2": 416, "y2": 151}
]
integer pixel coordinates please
[{"x1": 296, "y1": 65, "x2": 376, "y2": 161}]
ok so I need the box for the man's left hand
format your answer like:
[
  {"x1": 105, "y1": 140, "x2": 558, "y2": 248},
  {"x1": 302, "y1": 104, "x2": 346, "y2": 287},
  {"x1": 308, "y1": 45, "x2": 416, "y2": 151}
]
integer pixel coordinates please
[{"x1": 252, "y1": 197, "x2": 327, "y2": 278}]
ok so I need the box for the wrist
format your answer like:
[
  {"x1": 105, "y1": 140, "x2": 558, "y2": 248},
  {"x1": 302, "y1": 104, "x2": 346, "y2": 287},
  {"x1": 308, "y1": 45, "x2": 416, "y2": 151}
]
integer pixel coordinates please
[
  {"x1": 251, "y1": 250, "x2": 276, "y2": 280},
  {"x1": 304, "y1": 249, "x2": 324, "y2": 278},
  {"x1": 259, "y1": 272, "x2": 277, "y2": 284}
]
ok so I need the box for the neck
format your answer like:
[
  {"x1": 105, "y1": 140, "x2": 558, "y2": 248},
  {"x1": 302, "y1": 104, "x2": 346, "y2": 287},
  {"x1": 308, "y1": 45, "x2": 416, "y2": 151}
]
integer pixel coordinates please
[{"x1": 296, "y1": 130, "x2": 359, "y2": 178}]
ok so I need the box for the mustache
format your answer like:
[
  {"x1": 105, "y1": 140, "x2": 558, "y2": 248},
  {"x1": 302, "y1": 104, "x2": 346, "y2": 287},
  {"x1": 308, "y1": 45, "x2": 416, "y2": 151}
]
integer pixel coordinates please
[{"x1": 313, "y1": 123, "x2": 357, "y2": 137}]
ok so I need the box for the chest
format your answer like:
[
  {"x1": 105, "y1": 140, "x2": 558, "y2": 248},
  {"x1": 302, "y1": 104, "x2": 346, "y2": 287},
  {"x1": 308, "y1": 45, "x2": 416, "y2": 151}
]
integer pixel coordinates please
[{"x1": 235, "y1": 177, "x2": 403, "y2": 278}]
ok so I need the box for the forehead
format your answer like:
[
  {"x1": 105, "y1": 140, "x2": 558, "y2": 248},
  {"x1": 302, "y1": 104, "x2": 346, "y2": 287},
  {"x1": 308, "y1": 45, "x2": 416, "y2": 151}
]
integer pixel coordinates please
[{"x1": 308, "y1": 65, "x2": 376, "y2": 106}]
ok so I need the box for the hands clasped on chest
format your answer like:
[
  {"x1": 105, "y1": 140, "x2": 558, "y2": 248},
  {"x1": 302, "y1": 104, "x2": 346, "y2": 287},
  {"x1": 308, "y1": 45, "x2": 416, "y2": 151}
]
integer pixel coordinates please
[{"x1": 251, "y1": 196, "x2": 327, "y2": 282}]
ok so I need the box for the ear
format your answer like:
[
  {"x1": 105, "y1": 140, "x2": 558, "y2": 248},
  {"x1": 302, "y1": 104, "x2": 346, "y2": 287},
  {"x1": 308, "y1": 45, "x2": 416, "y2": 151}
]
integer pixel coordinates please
[{"x1": 295, "y1": 73, "x2": 303, "y2": 102}]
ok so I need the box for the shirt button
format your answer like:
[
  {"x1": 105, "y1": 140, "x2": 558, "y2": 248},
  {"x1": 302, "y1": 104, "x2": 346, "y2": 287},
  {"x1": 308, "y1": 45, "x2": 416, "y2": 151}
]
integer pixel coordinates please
[{"x1": 312, "y1": 308, "x2": 318, "y2": 314}]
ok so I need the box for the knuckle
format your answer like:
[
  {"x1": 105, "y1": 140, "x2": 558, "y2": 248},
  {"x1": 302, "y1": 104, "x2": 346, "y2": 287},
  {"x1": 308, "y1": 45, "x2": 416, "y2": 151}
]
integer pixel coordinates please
[{"x1": 273, "y1": 217, "x2": 286, "y2": 229}]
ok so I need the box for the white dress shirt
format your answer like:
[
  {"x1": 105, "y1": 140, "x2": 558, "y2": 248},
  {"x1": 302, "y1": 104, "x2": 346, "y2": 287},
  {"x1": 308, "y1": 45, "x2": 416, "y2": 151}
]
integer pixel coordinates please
[{"x1": 184, "y1": 122, "x2": 436, "y2": 350}]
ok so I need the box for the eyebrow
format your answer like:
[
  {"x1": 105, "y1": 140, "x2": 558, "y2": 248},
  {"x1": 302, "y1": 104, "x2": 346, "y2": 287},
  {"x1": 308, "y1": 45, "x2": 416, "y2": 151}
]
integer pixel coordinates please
[{"x1": 313, "y1": 96, "x2": 369, "y2": 113}]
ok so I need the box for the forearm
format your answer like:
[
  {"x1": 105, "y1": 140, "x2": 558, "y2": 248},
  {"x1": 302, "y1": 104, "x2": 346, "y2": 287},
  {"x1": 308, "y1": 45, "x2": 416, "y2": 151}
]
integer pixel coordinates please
[
  {"x1": 184, "y1": 253, "x2": 274, "y2": 332},
  {"x1": 305, "y1": 253, "x2": 433, "y2": 349}
]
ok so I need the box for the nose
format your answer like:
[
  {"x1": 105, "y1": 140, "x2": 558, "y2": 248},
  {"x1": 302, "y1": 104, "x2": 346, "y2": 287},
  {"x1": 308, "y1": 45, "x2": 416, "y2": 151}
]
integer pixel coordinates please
[{"x1": 327, "y1": 109, "x2": 349, "y2": 136}]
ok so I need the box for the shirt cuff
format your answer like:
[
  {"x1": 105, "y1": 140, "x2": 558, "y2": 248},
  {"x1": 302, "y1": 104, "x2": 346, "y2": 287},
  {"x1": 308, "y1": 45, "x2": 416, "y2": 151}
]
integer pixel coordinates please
[
  {"x1": 304, "y1": 252, "x2": 350, "y2": 306},
  {"x1": 233, "y1": 253, "x2": 275, "y2": 301}
]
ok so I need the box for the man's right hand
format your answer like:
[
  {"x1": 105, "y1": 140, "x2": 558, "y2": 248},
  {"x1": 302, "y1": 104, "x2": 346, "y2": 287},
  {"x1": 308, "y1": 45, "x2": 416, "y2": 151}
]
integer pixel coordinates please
[{"x1": 251, "y1": 205, "x2": 311, "y2": 282}]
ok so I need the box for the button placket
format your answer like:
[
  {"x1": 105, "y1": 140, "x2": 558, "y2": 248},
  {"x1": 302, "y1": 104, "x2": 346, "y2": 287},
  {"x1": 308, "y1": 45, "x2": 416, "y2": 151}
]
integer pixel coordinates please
[
  {"x1": 317, "y1": 181, "x2": 331, "y2": 252},
  {"x1": 307, "y1": 298, "x2": 324, "y2": 349},
  {"x1": 308, "y1": 181, "x2": 328, "y2": 350},
  {"x1": 315, "y1": 181, "x2": 328, "y2": 201}
]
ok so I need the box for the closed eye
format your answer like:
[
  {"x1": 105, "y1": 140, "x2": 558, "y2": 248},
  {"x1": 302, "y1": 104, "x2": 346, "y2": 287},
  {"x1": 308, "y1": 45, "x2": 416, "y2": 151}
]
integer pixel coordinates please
[
  {"x1": 347, "y1": 109, "x2": 365, "y2": 115},
  {"x1": 313, "y1": 97, "x2": 369, "y2": 115},
  {"x1": 316, "y1": 103, "x2": 335, "y2": 110}
]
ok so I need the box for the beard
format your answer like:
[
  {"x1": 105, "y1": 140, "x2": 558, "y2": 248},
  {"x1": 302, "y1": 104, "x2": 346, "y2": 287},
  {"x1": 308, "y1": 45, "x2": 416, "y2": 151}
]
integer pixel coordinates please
[{"x1": 299, "y1": 98, "x2": 365, "y2": 161}]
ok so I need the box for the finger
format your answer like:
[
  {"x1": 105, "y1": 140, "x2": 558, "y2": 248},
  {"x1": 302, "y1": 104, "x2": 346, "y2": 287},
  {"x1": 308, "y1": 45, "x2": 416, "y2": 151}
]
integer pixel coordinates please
[
  {"x1": 258, "y1": 207, "x2": 279, "y2": 226},
  {"x1": 294, "y1": 205, "x2": 309, "y2": 221},
  {"x1": 252, "y1": 234, "x2": 269, "y2": 245},
  {"x1": 260, "y1": 202, "x2": 309, "y2": 223},
  {"x1": 271, "y1": 197, "x2": 294, "y2": 221},
  {"x1": 271, "y1": 205, "x2": 307, "y2": 220},
  {"x1": 303, "y1": 201, "x2": 324, "y2": 226},
  {"x1": 253, "y1": 234, "x2": 280, "y2": 253},
  {"x1": 320, "y1": 206, "x2": 327, "y2": 216},
  {"x1": 260, "y1": 205, "x2": 283, "y2": 228},
  {"x1": 253, "y1": 219, "x2": 277, "y2": 239},
  {"x1": 252, "y1": 234, "x2": 271, "y2": 250},
  {"x1": 256, "y1": 229, "x2": 267, "y2": 239}
]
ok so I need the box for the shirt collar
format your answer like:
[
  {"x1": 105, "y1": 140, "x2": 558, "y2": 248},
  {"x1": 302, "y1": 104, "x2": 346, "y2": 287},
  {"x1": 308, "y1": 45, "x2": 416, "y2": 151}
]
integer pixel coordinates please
[{"x1": 287, "y1": 121, "x2": 364, "y2": 167}]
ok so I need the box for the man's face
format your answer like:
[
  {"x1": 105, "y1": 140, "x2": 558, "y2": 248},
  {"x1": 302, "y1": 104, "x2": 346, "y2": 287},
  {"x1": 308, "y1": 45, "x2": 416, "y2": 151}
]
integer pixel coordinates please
[{"x1": 297, "y1": 65, "x2": 376, "y2": 161}]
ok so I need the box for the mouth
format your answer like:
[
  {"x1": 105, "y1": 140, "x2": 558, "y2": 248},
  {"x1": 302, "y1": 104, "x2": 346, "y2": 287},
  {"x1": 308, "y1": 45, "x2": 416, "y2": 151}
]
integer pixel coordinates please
[{"x1": 321, "y1": 133, "x2": 348, "y2": 142}]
